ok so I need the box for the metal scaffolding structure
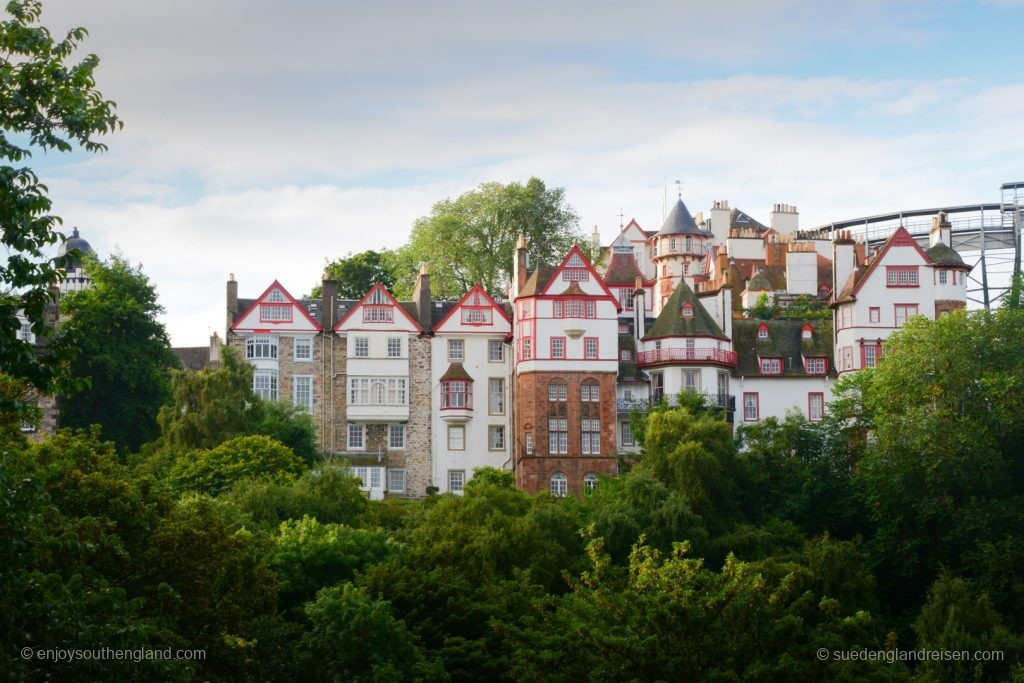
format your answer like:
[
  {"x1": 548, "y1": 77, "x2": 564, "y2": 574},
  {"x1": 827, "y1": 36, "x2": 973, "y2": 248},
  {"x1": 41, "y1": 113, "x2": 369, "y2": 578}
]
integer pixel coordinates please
[{"x1": 812, "y1": 182, "x2": 1024, "y2": 309}]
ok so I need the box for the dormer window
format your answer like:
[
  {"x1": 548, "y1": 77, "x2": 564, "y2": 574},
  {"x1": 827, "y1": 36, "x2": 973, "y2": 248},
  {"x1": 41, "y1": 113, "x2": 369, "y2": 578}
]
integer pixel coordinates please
[
  {"x1": 562, "y1": 253, "x2": 589, "y2": 281},
  {"x1": 801, "y1": 323, "x2": 813, "y2": 340},
  {"x1": 759, "y1": 358, "x2": 782, "y2": 374},
  {"x1": 681, "y1": 303, "x2": 694, "y2": 318},
  {"x1": 266, "y1": 289, "x2": 287, "y2": 302},
  {"x1": 462, "y1": 308, "x2": 491, "y2": 325},
  {"x1": 757, "y1": 323, "x2": 769, "y2": 339}
]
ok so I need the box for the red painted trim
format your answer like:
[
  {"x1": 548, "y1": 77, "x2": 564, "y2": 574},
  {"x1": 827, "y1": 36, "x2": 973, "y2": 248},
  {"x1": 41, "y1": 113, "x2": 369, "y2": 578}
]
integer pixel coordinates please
[
  {"x1": 743, "y1": 392, "x2": 759, "y2": 421},
  {"x1": 893, "y1": 303, "x2": 919, "y2": 326},
  {"x1": 550, "y1": 336, "x2": 566, "y2": 359},
  {"x1": 808, "y1": 392, "x2": 824, "y2": 422},
  {"x1": 869, "y1": 307, "x2": 880, "y2": 323},
  {"x1": 583, "y1": 336, "x2": 599, "y2": 360},
  {"x1": 433, "y1": 284, "x2": 513, "y2": 331},
  {"x1": 230, "y1": 279, "x2": 323, "y2": 332},
  {"x1": 537, "y1": 243, "x2": 621, "y2": 309},
  {"x1": 852, "y1": 227, "x2": 930, "y2": 297},
  {"x1": 334, "y1": 283, "x2": 423, "y2": 332}
]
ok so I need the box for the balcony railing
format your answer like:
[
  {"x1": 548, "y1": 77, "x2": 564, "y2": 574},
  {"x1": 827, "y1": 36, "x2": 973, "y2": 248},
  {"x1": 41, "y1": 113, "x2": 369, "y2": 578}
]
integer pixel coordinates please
[
  {"x1": 637, "y1": 348, "x2": 738, "y2": 366},
  {"x1": 616, "y1": 398, "x2": 649, "y2": 412}
]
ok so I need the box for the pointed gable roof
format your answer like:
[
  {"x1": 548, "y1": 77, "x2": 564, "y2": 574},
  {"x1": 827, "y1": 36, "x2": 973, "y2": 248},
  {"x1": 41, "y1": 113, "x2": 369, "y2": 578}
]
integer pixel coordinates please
[
  {"x1": 850, "y1": 226, "x2": 930, "y2": 298},
  {"x1": 432, "y1": 284, "x2": 512, "y2": 333},
  {"x1": 230, "y1": 280, "x2": 323, "y2": 332},
  {"x1": 644, "y1": 281, "x2": 727, "y2": 340},
  {"x1": 731, "y1": 208, "x2": 769, "y2": 232},
  {"x1": 603, "y1": 248, "x2": 648, "y2": 286},
  {"x1": 657, "y1": 197, "x2": 710, "y2": 237},
  {"x1": 334, "y1": 282, "x2": 423, "y2": 332},
  {"x1": 517, "y1": 243, "x2": 619, "y2": 306}
]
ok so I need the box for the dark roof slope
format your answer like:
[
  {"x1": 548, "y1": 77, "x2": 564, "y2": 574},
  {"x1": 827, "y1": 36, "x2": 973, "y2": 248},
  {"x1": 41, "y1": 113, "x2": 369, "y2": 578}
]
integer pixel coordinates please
[
  {"x1": 657, "y1": 198, "x2": 712, "y2": 237},
  {"x1": 925, "y1": 243, "x2": 966, "y2": 267},
  {"x1": 730, "y1": 208, "x2": 769, "y2": 232},
  {"x1": 604, "y1": 249, "x2": 646, "y2": 285},
  {"x1": 732, "y1": 319, "x2": 834, "y2": 377},
  {"x1": 645, "y1": 281, "x2": 727, "y2": 340},
  {"x1": 171, "y1": 346, "x2": 209, "y2": 372},
  {"x1": 518, "y1": 266, "x2": 557, "y2": 298}
]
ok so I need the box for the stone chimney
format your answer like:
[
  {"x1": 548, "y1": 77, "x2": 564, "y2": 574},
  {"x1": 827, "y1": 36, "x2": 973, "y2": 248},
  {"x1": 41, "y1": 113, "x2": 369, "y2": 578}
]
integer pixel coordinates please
[
  {"x1": 832, "y1": 231, "x2": 856, "y2": 298},
  {"x1": 930, "y1": 211, "x2": 952, "y2": 248},
  {"x1": 320, "y1": 277, "x2": 338, "y2": 329},
  {"x1": 709, "y1": 200, "x2": 730, "y2": 246},
  {"x1": 633, "y1": 276, "x2": 646, "y2": 342},
  {"x1": 412, "y1": 262, "x2": 432, "y2": 331},
  {"x1": 209, "y1": 332, "x2": 222, "y2": 367},
  {"x1": 770, "y1": 203, "x2": 799, "y2": 234},
  {"x1": 513, "y1": 234, "x2": 529, "y2": 299},
  {"x1": 226, "y1": 274, "x2": 238, "y2": 336}
]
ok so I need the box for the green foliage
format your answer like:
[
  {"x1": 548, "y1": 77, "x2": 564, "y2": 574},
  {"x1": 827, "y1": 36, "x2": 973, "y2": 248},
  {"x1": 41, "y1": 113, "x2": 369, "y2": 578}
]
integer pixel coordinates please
[
  {"x1": 296, "y1": 583, "x2": 440, "y2": 681},
  {"x1": 267, "y1": 516, "x2": 396, "y2": 609},
  {"x1": 0, "y1": 0, "x2": 122, "y2": 411},
  {"x1": 257, "y1": 400, "x2": 320, "y2": 466},
  {"x1": 403, "y1": 177, "x2": 583, "y2": 298},
  {"x1": 222, "y1": 466, "x2": 369, "y2": 530},
  {"x1": 310, "y1": 249, "x2": 404, "y2": 300},
  {"x1": 157, "y1": 346, "x2": 263, "y2": 452},
  {"x1": 170, "y1": 434, "x2": 305, "y2": 496},
  {"x1": 746, "y1": 292, "x2": 778, "y2": 319},
  {"x1": 59, "y1": 255, "x2": 179, "y2": 453}
]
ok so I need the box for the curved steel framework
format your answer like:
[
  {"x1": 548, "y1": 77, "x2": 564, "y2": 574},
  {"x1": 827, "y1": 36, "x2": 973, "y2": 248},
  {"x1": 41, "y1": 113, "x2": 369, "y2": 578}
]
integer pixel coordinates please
[{"x1": 807, "y1": 182, "x2": 1023, "y2": 308}]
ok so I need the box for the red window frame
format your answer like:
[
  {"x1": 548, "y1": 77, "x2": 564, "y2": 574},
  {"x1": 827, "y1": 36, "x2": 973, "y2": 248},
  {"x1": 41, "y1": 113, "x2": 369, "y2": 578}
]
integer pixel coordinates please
[
  {"x1": 804, "y1": 357, "x2": 827, "y2": 374},
  {"x1": 757, "y1": 323, "x2": 769, "y2": 339},
  {"x1": 808, "y1": 393, "x2": 824, "y2": 422},
  {"x1": 550, "y1": 336, "x2": 566, "y2": 359},
  {"x1": 759, "y1": 357, "x2": 783, "y2": 374},
  {"x1": 743, "y1": 392, "x2": 759, "y2": 421},
  {"x1": 894, "y1": 303, "x2": 919, "y2": 326},
  {"x1": 583, "y1": 337, "x2": 599, "y2": 359},
  {"x1": 885, "y1": 266, "x2": 920, "y2": 288},
  {"x1": 869, "y1": 307, "x2": 880, "y2": 323},
  {"x1": 363, "y1": 305, "x2": 394, "y2": 323},
  {"x1": 861, "y1": 342, "x2": 883, "y2": 368},
  {"x1": 681, "y1": 303, "x2": 694, "y2": 318},
  {"x1": 461, "y1": 307, "x2": 492, "y2": 325},
  {"x1": 441, "y1": 380, "x2": 472, "y2": 410}
]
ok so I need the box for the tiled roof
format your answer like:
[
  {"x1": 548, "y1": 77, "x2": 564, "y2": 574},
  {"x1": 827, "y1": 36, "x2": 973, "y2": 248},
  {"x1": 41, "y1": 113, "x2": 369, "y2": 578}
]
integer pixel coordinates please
[
  {"x1": 603, "y1": 250, "x2": 646, "y2": 285},
  {"x1": 518, "y1": 266, "x2": 558, "y2": 298},
  {"x1": 171, "y1": 346, "x2": 210, "y2": 372},
  {"x1": 645, "y1": 281, "x2": 727, "y2": 340},
  {"x1": 925, "y1": 243, "x2": 966, "y2": 267},
  {"x1": 440, "y1": 362, "x2": 473, "y2": 382},
  {"x1": 657, "y1": 198, "x2": 713, "y2": 237},
  {"x1": 732, "y1": 319, "x2": 834, "y2": 377}
]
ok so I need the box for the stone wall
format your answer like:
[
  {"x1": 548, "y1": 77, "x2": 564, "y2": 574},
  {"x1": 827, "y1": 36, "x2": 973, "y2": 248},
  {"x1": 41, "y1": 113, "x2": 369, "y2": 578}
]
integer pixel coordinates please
[{"x1": 405, "y1": 334, "x2": 433, "y2": 496}]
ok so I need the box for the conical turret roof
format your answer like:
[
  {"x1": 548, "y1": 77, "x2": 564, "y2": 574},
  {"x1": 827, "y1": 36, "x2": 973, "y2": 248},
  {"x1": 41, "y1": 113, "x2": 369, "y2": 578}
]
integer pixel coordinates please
[{"x1": 657, "y1": 198, "x2": 712, "y2": 237}]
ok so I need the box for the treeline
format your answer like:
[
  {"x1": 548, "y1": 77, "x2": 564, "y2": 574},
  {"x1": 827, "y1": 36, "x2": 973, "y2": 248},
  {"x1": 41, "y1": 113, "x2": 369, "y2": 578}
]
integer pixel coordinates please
[{"x1": 4, "y1": 301, "x2": 1024, "y2": 680}]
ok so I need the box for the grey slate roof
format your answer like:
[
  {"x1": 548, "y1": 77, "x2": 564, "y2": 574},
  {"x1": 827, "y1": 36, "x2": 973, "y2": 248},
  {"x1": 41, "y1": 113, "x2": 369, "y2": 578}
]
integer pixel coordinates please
[
  {"x1": 732, "y1": 319, "x2": 834, "y2": 377},
  {"x1": 644, "y1": 281, "x2": 727, "y2": 340},
  {"x1": 925, "y1": 243, "x2": 967, "y2": 267},
  {"x1": 657, "y1": 198, "x2": 713, "y2": 237},
  {"x1": 171, "y1": 346, "x2": 209, "y2": 372}
]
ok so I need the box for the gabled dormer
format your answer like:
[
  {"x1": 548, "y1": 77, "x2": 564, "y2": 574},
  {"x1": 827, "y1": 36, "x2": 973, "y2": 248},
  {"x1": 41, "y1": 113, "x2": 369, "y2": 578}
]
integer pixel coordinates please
[
  {"x1": 230, "y1": 280, "x2": 322, "y2": 333},
  {"x1": 335, "y1": 283, "x2": 423, "y2": 333},
  {"x1": 539, "y1": 243, "x2": 619, "y2": 305},
  {"x1": 432, "y1": 284, "x2": 512, "y2": 335}
]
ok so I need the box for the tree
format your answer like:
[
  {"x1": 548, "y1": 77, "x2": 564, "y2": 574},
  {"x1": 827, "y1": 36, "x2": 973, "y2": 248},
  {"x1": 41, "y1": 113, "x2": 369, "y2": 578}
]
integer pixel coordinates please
[
  {"x1": 170, "y1": 434, "x2": 306, "y2": 496},
  {"x1": 59, "y1": 255, "x2": 179, "y2": 453},
  {"x1": 404, "y1": 177, "x2": 583, "y2": 298},
  {"x1": 0, "y1": 0, "x2": 122, "y2": 412},
  {"x1": 309, "y1": 249, "x2": 403, "y2": 300}
]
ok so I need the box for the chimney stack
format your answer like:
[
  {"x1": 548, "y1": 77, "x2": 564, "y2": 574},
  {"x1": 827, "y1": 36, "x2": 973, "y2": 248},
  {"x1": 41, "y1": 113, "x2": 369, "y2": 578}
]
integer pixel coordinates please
[
  {"x1": 513, "y1": 234, "x2": 529, "y2": 299},
  {"x1": 412, "y1": 262, "x2": 432, "y2": 331},
  {"x1": 320, "y1": 276, "x2": 338, "y2": 329},
  {"x1": 770, "y1": 203, "x2": 799, "y2": 234},
  {"x1": 929, "y1": 211, "x2": 952, "y2": 248},
  {"x1": 226, "y1": 274, "x2": 238, "y2": 336}
]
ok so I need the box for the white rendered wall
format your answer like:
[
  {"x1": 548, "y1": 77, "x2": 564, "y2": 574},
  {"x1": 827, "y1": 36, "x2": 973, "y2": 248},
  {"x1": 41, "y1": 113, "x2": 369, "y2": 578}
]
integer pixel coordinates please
[
  {"x1": 786, "y1": 251, "x2": 818, "y2": 295},
  {"x1": 735, "y1": 376, "x2": 834, "y2": 426}
]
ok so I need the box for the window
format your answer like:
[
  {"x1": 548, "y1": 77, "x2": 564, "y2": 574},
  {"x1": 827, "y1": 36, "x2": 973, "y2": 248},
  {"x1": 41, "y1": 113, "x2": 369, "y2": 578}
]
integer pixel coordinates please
[
  {"x1": 294, "y1": 337, "x2": 312, "y2": 361},
  {"x1": 683, "y1": 369, "x2": 700, "y2": 392},
  {"x1": 757, "y1": 324, "x2": 769, "y2": 339},
  {"x1": 266, "y1": 289, "x2": 287, "y2": 302},
  {"x1": 370, "y1": 468, "x2": 381, "y2": 490},
  {"x1": 759, "y1": 358, "x2": 782, "y2": 374},
  {"x1": 895, "y1": 304, "x2": 919, "y2": 327},
  {"x1": 554, "y1": 299, "x2": 596, "y2": 318},
  {"x1": 354, "y1": 337, "x2": 369, "y2": 358},
  {"x1": 489, "y1": 425, "x2": 505, "y2": 450},
  {"x1": 260, "y1": 303, "x2": 291, "y2": 322},
  {"x1": 681, "y1": 303, "x2": 694, "y2": 318},
  {"x1": 348, "y1": 424, "x2": 365, "y2": 450},
  {"x1": 550, "y1": 472, "x2": 568, "y2": 497},
  {"x1": 618, "y1": 323, "x2": 629, "y2": 335},
  {"x1": 581, "y1": 383, "x2": 599, "y2": 402},
  {"x1": 869, "y1": 307, "x2": 880, "y2": 323},
  {"x1": 548, "y1": 381, "x2": 568, "y2": 402},
  {"x1": 670, "y1": 237, "x2": 677, "y2": 252},
  {"x1": 525, "y1": 432, "x2": 534, "y2": 455},
  {"x1": 652, "y1": 372, "x2": 664, "y2": 402},
  {"x1": 246, "y1": 336, "x2": 278, "y2": 360},
  {"x1": 488, "y1": 339, "x2": 504, "y2": 362},
  {"x1": 551, "y1": 337, "x2": 566, "y2": 359},
  {"x1": 448, "y1": 339, "x2": 464, "y2": 362},
  {"x1": 862, "y1": 343, "x2": 881, "y2": 368},
  {"x1": 293, "y1": 376, "x2": 313, "y2": 411},
  {"x1": 462, "y1": 307, "x2": 492, "y2": 325},
  {"x1": 620, "y1": 349, "x2": 632, "y2": 361},
  {"x1": 620, "y1": 288, "x2": 634, "y2": 310},
  {"x1": 621, "y1": 422, "x2": 634, "y2": 447},
  {"x1": 448, "y1": 470, "x2": 465, "y2": 493},
  {"x1": 363, "y1": 305, "x2": 393, "y2": 322},
  {"x1": 584, "y1": 473, "x2": 599, "y2": 494},
  {"x1": 584, "y1": 337, "x2": 598, "y2": 359},
  {"x1": 841, "y1": 306, "x2": 853, "y2": 329},
  {"x1": 519, "y1": 301, "x2": 531, "y2": 318},
  {"x1": 801, "y1": 324, "x2": 813, "y2": 340},
  {"x1": 353, "y1": 467, "x2": 367, "y2": 486},
  {"x1": 17, "y1": 321, "x2": 33, "y2": 342},
  {"x1": 441, "y1": 380, "x2": 471, "y2": 409},
  {"x1": 253, "y1": 371, "x2": 279, "y2": 400},
  {"x1": 804, "y1": 357, "x2": 827, "y2": 374},
  {"x1": 581, "y1": 418, "x2": 601, "y2": 454},
  {"x1": 448, "y1": 425, "x2": 465, "y2": 450},
  {"x1": 387, "y1": 337, "x2": 402, "y2": 357},
  {"x1": 548, "y1": 418, "x2": 568, "y2": 454},
  {"x1": 743, "y1": 393, "x2": 759, "y2": 421},
  {"x1": 938, "y1": 269, "x2": 948, "y2": 285},
  {"x1": 522, "y1": 338, "x2": 532, "y2": 360},
  {"x1": 388, "y1": 469, "x2": 406, "y2": 493},
  {"x1": 389, "y1": 424, "x2": 405, "y2": 449},
  {"x1": 488, "y1": 378, "x2": 504, "y2": 414},
  {"x1": 809, "y1": 393, "x2": 824, "y2": 422},
  {"x1": 349, "y1": 378, "x2": 407, "y2": 405},
  {"x1": 685, "y1": 236, "x2": 692, "y2": 253},
  {"x1": 886, "y1": 266, "x2": 919, "y2": 287},
  {"x1": 842, "y1": 346, "x2": 853, "y2": 370}
]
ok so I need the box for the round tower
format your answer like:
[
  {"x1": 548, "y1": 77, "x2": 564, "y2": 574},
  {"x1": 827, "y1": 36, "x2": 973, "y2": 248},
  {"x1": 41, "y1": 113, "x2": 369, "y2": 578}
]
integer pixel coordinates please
[
  {"x1": 651, "y1": 196, "x2": 713, "y2": 314},
  {"x1": 57, "y1": 227, "x2": 94, "y2": 295}
]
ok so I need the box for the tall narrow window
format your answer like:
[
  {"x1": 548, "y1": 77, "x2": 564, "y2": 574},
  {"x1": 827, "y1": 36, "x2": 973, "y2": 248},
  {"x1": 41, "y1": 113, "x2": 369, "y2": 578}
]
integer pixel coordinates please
[
  {"x1": 551, "y1": 337, "x2": 565, "y2": 359},
  {"x1": 448, "y1": 339, "x2": 464, "y2": 362},
  {"x1": 448, "y1": 425, "x2": 465, "y2": 450},
  {"x1": 548, "y1": 419, "x2": 568, "y2": 454},
  {"x1": 743, "y1": 393, "x2": 759, "y2": 421},
  {"x1": 488, "y1": 339, "x2": 504, "y2": 362},
  {"x1": 581, "y1": 418, "x2": 601, "y2": 454},
  {"x1": 388, "y1": 424, "x2": 406, "y2": 449},
  {"x1": 584, "y1": 337, "x2": 598, "y2": 359},
  {"x1": 488, "y1": 378, "x2": 504, "y2": 414},
  {"x1": 448, "y1": 470, "x2": 465, "y2": 493},
  {"x1": 353, "y1": 337, "x2": 369, "y2": 358},
  {"x1": 488, "y1": 426, "x2": 505, "y2": 450},
  {"x1": 348, "y1": 424, "x2": 365, "y2": 450},
  {"x1": 292, "y1": 376, "x2": 313, "y2": 411},
  {"x1": 550, "y1": 472, "x2": 568, "y2": 497},
  {"x1": 808, "y1": 393, "x2": 824, "y2": 422}
]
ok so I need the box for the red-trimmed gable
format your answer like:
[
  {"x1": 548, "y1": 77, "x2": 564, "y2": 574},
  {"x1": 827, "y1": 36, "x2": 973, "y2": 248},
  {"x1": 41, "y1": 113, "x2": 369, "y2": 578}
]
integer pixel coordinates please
[
  {"x1": 433, "y1": 284, "x2": 513, "y2": 333},
  {"x1": 851, "y1": 226, "x2": 931, "y2": 297},
  {"x1": 230, "y1": 280, "x2": 322, "y2": 332},
  {"x1": 539, "y1": 243, "x2": 620, "y2": 308},
  {"x1": 335, "y1": 282, "x2": 423, "y2": 332}
]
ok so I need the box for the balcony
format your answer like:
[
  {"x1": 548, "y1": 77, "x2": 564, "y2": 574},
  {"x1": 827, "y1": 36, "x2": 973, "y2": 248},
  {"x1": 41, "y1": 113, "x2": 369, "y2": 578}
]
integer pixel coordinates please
[
  {"x1": 649, "y1": 391, "x2": 736, "y2": 423},
  {"x1": 637, "y1": 348, "x2": 738, "y2": 367},
  {"x1": 616, "y1": 398, "x2": 649, "y2": 412}
]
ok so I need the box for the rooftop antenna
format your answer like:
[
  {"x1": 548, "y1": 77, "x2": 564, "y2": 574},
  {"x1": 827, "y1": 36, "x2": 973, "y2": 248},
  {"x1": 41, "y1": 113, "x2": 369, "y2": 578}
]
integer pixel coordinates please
[
  {"x1": 618, "y1": 209, "x2": 624, "y2": 229},
  {"x1": 675, "y1": 178, "x2": 683, "y2": 200}
]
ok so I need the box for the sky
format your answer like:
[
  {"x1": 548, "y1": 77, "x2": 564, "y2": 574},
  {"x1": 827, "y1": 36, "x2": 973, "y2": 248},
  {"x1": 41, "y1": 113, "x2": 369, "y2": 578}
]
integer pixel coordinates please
[{"x1": 23, "y1": 0, "x2": 1024, "y2": 345}]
